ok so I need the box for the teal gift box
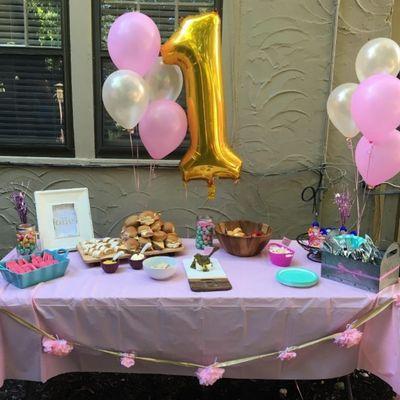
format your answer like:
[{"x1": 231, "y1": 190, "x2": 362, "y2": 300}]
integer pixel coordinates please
[{"x1": 0, "y1": 249, "x2": 69, "y2": 289}]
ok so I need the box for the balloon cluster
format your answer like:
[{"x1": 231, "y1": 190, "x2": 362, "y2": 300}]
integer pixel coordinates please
[
  {"x1": 102, "y1": 11, "x2": 242, "y2": 199},
  {"x1": 103, "y1": 12, "x2": 187, "y2": 159},
  {"x1": 327, "y1": 38, "x2": 400, "y2": 187}
]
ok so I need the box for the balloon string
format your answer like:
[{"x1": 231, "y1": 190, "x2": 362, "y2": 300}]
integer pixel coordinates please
[
  {"x1": 129, "y1": 131, "x2": 140, "y2": 191},
  {"x1": 357, "y1": 145, "x2": 373, "y2": 233},
  {"x1": 346, "y1": 138, "x2": 361, "y2": 234},
  {"x1": 148, "y1": 162, "x2": 156, "y2": 188},
  {"x1": 135, "y1": 130, "x2": 140, "y2": 191}
]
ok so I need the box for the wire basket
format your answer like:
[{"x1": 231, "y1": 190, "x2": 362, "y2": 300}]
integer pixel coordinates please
[{"x1": 296, "y1": 233, "x2": 321, "y2": 262}]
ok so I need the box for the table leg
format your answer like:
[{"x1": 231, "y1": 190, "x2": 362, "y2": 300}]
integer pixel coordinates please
[{"x1": 345, "y1": 374, "x2": 354, "y2": 400}]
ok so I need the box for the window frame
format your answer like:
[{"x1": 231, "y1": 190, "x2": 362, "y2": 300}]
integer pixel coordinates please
[
  {"x1": 0, "y1": 0, "x2": 224, "y2": 165},
  {"x1": 92, "y1": 0, "x2": 223, "y2": 159},
  {"x1": 0, "y1": 0, "x2": 75, "y2": 157}
]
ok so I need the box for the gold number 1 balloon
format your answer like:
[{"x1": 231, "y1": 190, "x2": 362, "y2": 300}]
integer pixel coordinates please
[{"x1": 161, "y1": 12, "x2": 242, "y2": 199}]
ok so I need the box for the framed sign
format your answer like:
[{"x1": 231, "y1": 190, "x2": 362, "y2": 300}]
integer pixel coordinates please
[{"x1": 34, "y1": 188, "x2": 94, "y2": 250}]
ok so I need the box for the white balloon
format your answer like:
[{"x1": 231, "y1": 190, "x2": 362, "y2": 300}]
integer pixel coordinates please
[
  {"x1": 145, "y1": 57, "x2": 183, "y2": 101},
  {"x1": 327, "y1": 83, "x2": 359, "y2": 138},
  {"x1": 356, "y1": 38, "x2": 400, "y2": 82},
  {"x1": 102, "y1": 70, "x2": 149, "y2": 130}
]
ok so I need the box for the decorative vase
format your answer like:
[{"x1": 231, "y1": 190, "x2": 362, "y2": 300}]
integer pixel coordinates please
[
  {"x1": 195, "y1": 216, "x2": 214, "y2": 250},
  {"x1": 16, "y1": 223, "x2": 37, "y2": 256}
]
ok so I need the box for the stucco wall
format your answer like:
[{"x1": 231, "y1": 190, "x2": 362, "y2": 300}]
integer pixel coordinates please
[{"x1": 0, "y1": 0, "x2": 395, "y2": 255}]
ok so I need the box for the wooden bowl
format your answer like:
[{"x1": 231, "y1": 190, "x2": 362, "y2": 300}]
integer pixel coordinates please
[{"x1": 215, "y1": 220, "x2": 272, "y2": 257}]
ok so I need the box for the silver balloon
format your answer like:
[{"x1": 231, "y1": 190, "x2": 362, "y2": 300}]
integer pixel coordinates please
[
  {"x1": 327, "y1": 83, "x2": 359, "y2": 138},
  {"x1": 102, "y1": 70, "x2": 149, "y2": 130},
  {"x1": 144, "y1": 57, "x2": 183, "y2": 101},
  {"x1": 356, "y1": 38, "x2": 400, "y2": 82}
]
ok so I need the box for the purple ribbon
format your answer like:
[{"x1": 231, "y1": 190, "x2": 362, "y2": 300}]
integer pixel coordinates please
[
  {"x1": 326, "y1": 262, "x2": 400, "y2": 282},
  {"x1": 337, "y1": 263, "x2": 363, "y2": 281}
]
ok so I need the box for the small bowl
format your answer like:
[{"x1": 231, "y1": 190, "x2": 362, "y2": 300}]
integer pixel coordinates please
[
  {"x1": 101, "y1": 259, "x2": 119, "y2": 274},
  {"x1": 143, "y1": 256, "x2": 177, "y2": 280},
  {"x1": 268, "y1": 243, "x2": 295, "y2": 267},
  {"x1": 129, "y1": 255, "x2": 145, "y2": 270}
]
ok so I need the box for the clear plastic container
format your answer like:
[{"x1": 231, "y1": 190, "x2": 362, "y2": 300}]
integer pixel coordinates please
[{"x1": 195, "y1": 216, "x2": 214, "y2": 250}]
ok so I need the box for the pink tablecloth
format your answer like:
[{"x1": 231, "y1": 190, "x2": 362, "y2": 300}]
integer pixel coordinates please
[{"x1": 0, "y1": 239, "x2": 399, "y2": 391}]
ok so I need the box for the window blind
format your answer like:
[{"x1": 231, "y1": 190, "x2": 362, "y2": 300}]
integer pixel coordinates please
[
  {"x1": 0, "y1": 54, "x2": 65, "y2": 143},
  {"x1": 101, "y1": 1, "x2": 215, "y2": 47},
  {"x1": 0, "y1": 0, "x2": 62, "y2": 48},
  {"x1": 0, "y1": 0, "x2": 72, "y2": 156}
]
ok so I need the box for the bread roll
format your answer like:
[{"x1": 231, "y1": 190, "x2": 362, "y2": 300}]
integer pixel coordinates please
[
  {"x1": 124, "y1": 214, "x2": 140, "y2": 227},
  {"x1": 162, "y1": 221, "x2": 175, "y2": 233}
]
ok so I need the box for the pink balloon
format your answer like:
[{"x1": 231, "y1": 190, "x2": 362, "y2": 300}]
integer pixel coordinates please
[
  {"x1": 107, "y1": 12, "x2": 161, "y2": 76},
  {"x1": 139, "y1": 100, "x2": 187, "y2": 159},
  {"x1": 355, "y1": 130, "x2": 400, "y2": 187},
  {"x1": 351, "y1": 73, "x2": 400, "y2": 142}
]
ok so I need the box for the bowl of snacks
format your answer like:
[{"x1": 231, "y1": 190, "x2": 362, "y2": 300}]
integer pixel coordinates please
[
  {"x1": 268, "y1": 243, "x2": 295, "y2": 267},
  {"x1": 143, "y1": 256, "x2": 178, "y2": 280},
  {"x1": 129, "y1": 252, "x2": 146, "y2": 270},
  {"x1": 214, "y1": 220, "x2": 272, "y2": 257},
  {"x1": 101, "y1": 259, "x2": 120, "y2": 274}
]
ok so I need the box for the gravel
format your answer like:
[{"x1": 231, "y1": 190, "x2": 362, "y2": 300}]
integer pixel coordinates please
[{"x1": 0, "y1": 370, "x2": 395, "y2": 400}]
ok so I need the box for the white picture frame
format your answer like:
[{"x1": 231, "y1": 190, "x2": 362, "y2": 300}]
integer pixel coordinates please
[{"x1": 34, "y1": 188, "x2": 94, "y2": 250}]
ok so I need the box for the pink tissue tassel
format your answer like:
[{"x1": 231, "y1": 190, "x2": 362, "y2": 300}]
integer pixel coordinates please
[
  {"x1": 42, "y1": 337, "x2": 73, "y2": 357},
  {"x1": 334, "y1": 326, "x2": 363, "y2": 348},
  {"x1": 196, "y1": 363, "x2": 225, "y2": 386}
]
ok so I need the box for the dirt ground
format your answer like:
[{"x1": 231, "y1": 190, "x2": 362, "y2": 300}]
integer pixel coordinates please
[{"x1": 0, "y1": 370, "x2": 395, "y2": 400}]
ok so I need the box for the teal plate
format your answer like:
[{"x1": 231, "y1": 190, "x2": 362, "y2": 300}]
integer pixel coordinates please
[{"x1": 276, "y1": 267, "x2": 319, "y2": 288}]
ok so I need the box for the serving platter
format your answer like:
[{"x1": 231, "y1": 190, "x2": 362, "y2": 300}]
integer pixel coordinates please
[{"x1": 76, "y1": 243, "x2": 185, "y2": 265}]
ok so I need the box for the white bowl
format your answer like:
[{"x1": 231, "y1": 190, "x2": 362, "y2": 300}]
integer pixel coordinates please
[{"x1": 143, "y1": 256, "x2": 178, "y2": 280}]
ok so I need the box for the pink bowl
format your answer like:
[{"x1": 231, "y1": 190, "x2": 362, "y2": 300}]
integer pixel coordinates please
[{"x1": 268, "y1": 243, "x2": 295, "y2": 267}]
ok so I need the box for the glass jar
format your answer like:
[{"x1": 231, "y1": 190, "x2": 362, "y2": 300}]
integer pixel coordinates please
[
  {"x1": 16, "y1": 223, "x2": 37, "y2": 256},
  {"x1": 195, "y1": 215, "x2": 214, "y2": 250}
]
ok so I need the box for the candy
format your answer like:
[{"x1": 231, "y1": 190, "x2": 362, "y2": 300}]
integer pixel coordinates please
[
  {"x1": 5, "y1": 253, "x2": 57, "y2": 274},
  {"x1": 195, "y1": 216, "x2": 214, "y2": 250}
]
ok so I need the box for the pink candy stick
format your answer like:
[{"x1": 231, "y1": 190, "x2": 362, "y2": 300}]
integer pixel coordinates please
[
  {"x1": 31, "y1": 256, "x2": 42, "y2": 268},
  {"x1": 6, "y1": 261, "x2": 19, "y2": 269}
]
